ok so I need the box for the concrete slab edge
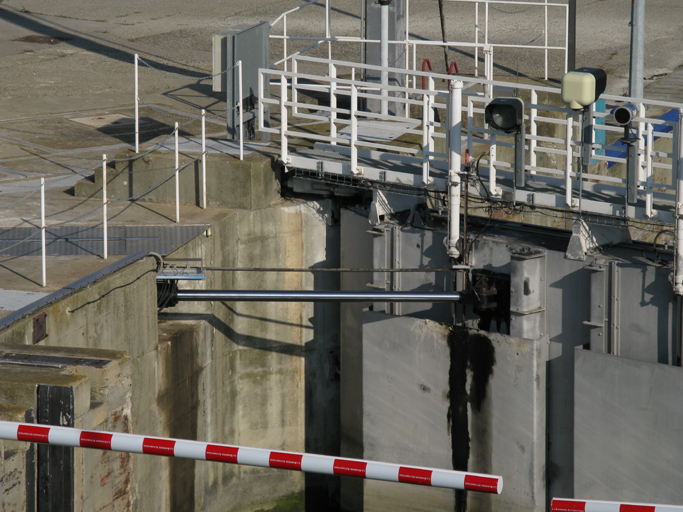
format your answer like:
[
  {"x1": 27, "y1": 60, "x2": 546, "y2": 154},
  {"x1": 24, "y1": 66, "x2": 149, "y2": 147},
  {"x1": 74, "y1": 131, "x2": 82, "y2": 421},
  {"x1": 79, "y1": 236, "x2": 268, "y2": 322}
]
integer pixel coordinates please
[{"x1": 0, "y1": 251, "x2": 149, "y2": 332}]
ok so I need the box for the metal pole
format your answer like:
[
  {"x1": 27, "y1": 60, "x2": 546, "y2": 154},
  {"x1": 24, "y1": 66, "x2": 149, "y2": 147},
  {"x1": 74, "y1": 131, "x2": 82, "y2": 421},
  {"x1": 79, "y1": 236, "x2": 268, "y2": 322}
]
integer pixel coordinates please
[
  {"x1": 674, "y1": 109, "x2": 683, "y2": 294},
  {"x1": 567, "y1": 0, "x2": 576, "y2": 71},
  {"x1": 135, "y1": 54, "x2": 139, "y2": 153},
  {"x1": 176, "y1": 290, "x2": 464, "y2": 302},
  {"x1": 0, "y1": 420, "x2": 503, "y2": 494},
  {"x1": 326, "y1": 0, "x2": 332, "y2": 60},
  {"x1": 238, "y1": 60, "x2": 244, "y2": 160},
  {"x1": 330, "y1": 63, "x2": 337, "y2": 145},
  {"x1": 565, "y1": 112, "x2": 574, "y2": 207},
  {"x1": 280, "y1": 74, "x2": 288, "y2": 164},
  {"x1": 175, "y1": 122, "x2": 180, "y2": 223},
  {"x1": 351, "y1": 83, "x2": 358, "y2": 174},
  {"x1": 544, "y1": 0, "x2": 548, "y2": 80},
  {"x1": 629, "y1": 0, "x2": 645, "y2": 99},
  {"x1": 40, "y1": 177, "x2": 46, "y2": 288},
  {"x1": 552, "y1": 499, "x2": 683, "y2": 512},
  {"x1": 380, "y1": 0, "x2": 390, "y2": 116},
  {"x1": 102, "y1": 154, "x2": 108, "y2": 260},
  {"x1": 448, "y1": 80, "x2": 463, "y2": 259},
  {"x1": 201, "y1": 110, "x2": 207, "y2": 209}
]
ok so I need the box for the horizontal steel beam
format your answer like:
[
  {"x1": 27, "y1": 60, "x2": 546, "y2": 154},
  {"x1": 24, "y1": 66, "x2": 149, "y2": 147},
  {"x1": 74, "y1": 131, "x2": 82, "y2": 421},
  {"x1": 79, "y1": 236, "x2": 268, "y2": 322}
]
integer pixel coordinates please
[{"x1": 176, "y1": 290, "x2": 463, "y2": 302}]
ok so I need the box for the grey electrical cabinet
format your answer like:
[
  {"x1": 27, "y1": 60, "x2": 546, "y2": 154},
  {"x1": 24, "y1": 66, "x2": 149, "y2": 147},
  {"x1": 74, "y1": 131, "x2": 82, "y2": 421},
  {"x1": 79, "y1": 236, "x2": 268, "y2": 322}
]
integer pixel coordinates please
[{"x1": 212, "y1": 22, "x2": 270, "y2": 140}]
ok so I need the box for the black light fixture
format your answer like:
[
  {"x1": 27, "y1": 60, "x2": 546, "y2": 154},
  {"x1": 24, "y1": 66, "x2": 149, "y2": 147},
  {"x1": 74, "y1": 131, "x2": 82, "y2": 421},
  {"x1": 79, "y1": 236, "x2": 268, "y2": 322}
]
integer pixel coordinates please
[
  {"x1": 485, "y1": 97, "x2": 526, "y2": 187},
  {"x1": 485, "y1": 97, "x2": 524, "y2": 133},
  {"x1": 611, "y1": 102, "x2": 639, "y2": 204},
  {"x1": 378, "y1": 0, "x2": 392, "y2": 4}
]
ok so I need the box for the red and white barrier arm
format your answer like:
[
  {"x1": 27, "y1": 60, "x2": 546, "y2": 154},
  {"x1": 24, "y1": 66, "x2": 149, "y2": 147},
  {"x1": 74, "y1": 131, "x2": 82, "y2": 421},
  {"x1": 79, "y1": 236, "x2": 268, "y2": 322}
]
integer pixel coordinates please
[
  {"x1": 552, "y1": 498, "x2": 683, "y2": 512},
  {"x1": 0, "y1": 421, "x2": 502, "y2": 494}
]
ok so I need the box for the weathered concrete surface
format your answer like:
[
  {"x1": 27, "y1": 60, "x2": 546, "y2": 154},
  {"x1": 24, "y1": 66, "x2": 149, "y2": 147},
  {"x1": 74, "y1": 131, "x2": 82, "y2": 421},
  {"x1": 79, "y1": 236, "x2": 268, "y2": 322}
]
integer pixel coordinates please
[
  {"x1": 0, "y1": 345, "x2": 133, "y2": 512},
  {"x1": 360, "y1": 311, "x2": 547, "y2": 512},
  {"x1": 75, "y1": 149, "x2": 281, "y2": 210},
  {"x1": 574, "y1": 348, "x2": 683, "y2": 504},
  {"x1": 157, "y1": 198, "x2": 341, "y2": 512}
]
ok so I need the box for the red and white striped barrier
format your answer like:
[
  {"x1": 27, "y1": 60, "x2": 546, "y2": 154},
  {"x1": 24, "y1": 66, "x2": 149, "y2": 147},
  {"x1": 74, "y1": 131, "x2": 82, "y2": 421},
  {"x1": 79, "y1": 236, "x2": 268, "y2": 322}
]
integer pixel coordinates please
[
  {"x1": 0, "y1": 421, "x2": 502, "y2": 494},
  {"x1": 552, "y1": 499, "x2": 683, "y2": 512}
]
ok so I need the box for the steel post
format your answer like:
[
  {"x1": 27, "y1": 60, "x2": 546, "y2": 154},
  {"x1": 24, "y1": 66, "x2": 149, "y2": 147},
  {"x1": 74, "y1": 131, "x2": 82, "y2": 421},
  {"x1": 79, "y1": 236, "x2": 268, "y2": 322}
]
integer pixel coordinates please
[
  {"x1": 102, "y1": 154, "x2": 108, "y2": 260},
  {"x1": 629, "y1": 0, "x2": 645, "y2": 99},
  {"x1": 448, "y1": 80, "x2": 463, "y2": 259},
  {"x1": 174, "y1": 123, "x2": 180, "y2": 223},
  {"x1": 380, "y1": 0, "x2": 390, "y2": 116},
  {"x1": 40, "y1": 177, "x2": 46, "y2": 287},
  {"x1": 134, "y1": 54, "x2": 139, "y2": 153}
]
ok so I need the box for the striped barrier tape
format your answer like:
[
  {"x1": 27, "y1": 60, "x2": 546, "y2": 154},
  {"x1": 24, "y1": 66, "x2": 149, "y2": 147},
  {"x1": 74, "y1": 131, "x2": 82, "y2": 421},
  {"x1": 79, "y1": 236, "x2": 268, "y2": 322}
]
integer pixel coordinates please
[
  {"x1": 552, "y1": 499, "x2": 683, "y2": 512},
  {"x1": 0, "y1": 421, "x2": 502, "y2": 494}
]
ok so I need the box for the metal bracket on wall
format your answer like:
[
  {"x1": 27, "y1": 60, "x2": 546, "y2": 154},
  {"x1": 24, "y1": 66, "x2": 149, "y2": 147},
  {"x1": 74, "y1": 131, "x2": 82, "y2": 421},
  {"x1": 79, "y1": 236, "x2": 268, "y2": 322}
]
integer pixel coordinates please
[{"x1": 583, "y1": 259, "x2": 607, "y2": 352}]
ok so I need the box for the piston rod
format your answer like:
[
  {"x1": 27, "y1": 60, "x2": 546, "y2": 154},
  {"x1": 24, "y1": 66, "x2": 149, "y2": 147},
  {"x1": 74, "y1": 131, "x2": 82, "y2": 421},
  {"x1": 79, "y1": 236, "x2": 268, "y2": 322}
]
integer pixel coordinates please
[{"x1": 175, "y1": 290, "x2": 463, "y2": 302}]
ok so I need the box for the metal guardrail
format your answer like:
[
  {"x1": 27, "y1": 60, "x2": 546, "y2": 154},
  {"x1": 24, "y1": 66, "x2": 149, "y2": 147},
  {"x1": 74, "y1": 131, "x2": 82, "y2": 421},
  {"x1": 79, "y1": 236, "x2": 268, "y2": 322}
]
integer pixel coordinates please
[
  {"x1": 269, "y1": 0, "x2": 568, "y2": 80},
  {"x1": 259, "y1": 55, "x2": 683, "y2": 224}
]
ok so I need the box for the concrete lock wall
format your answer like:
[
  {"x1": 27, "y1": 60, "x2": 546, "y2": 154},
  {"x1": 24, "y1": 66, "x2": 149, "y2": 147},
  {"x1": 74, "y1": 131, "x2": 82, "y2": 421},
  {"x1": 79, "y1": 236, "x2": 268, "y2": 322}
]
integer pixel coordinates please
[
  {"x1": 359, "y1": 311, "x2": 547, "y2": 512},
  {"x1": 574, "y1": 348, "x2": 683, "y2": 505},
  {"x1": 155, "y1": 197, "x2": 341, "y2": 512},
  {"x1": 0, "y1": 178, "x2": 340, "y2": 512}
]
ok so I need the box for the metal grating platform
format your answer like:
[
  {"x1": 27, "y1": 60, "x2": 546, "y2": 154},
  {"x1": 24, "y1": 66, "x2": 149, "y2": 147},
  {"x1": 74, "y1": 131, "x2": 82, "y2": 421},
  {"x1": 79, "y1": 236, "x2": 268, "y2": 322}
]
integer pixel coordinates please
[{"x1": 0, "y1": 225, "x2": 210, "y2": 257}]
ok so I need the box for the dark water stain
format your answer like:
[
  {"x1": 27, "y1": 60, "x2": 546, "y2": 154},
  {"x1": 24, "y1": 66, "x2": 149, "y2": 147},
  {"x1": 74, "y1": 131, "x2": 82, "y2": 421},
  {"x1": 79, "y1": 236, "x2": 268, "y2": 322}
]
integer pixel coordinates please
[{"x1": 447, "y1": 326, "x2": 496, "y2": 512}]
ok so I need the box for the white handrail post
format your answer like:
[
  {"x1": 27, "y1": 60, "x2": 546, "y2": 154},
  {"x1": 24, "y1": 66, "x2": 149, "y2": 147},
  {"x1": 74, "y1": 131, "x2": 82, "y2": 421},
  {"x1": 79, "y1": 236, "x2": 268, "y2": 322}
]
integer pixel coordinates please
[
  {"x1": 135, "y1": 53, "x2": 139, "y2": 153},
  {"x1": 280, "y1": 74, "x2": 288, "y2": 164},
  {"x1": 475, "y1": 1, "x2": 480, "y2": 77},
  {"x1": 40, "y1": 177, "x2": 46, "y2": 288},
  {"x1": 380, "y1": 0, "x2": 389, "y2": 117},
  {"x1": 428, "y1": 76, "x2": 435, "y2": 164},
  {"x1": 175, "y1": 123, "x2": 180, "y2": 223},
  {"x1": 645, "y1": 122, "x2": 653, "y2": 218},
  {"x1": 238, "y1": 60, "x2": 244, "y2": 161},
  {"x1": 326, "y1": 0, "x2": 332, "y2": 60},
  {"x1": 283, "y1": 16, "x2": 288, "y2": 72},
  {"x1": 566, "y1": 112, "x2": 574, "y2": 207},
  {"x1": 447, "y1": 80, "x2": 463, "y2": 259},
  {"x1": 350, "y1": 83, "x2": 358, "y2": 174},
  {"x1": 544, "y1": 0, "x2": 549, "y2": 80},
  {"x1": 292, "y1": 57, "x2": 299, "y2": 116},
  {"x1": 102, "y1": 154, "x2": 108, "y2": 260},
  {"x1": 422, "y1": 81, "x2": 432, "y2": 184},
  {"x1": 330, "y1": 63, "x2": 337, "y2": 145},
  {"x1": 530, "y1": 89, "x2": 537, "y2": 173},
  {"x1": 201, "y1": 109, "x2": 207, "y2": 209},
  {"x1": 637, "y1": 102, "x2": 646, "y2": 188},
  {"x1": 564, "y1": 4, "x2": 569, "y2": 74}
]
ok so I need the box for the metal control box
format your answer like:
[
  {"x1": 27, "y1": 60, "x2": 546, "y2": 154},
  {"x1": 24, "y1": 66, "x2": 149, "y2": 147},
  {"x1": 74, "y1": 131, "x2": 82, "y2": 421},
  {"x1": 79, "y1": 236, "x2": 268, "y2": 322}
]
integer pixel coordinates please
[{"x1": 212, "y1": 22, "x2": 269, "y2": 140}]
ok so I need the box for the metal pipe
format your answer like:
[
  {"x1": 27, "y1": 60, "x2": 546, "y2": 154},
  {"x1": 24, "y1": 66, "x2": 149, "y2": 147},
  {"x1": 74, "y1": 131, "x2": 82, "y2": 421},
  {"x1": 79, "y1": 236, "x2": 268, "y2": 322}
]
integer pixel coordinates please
[
  {"x1": 448, "y1": 79, "x2": 463, "y2": 259},
  {"x1": 135, "y1": 54, "x2": 139, "y2": 153},
  {"x1": 628, "y1": 0, "x2": 645, "y2": 99},
  {"x1": 102, "y1": 154, "x2": 108, "y2": 260},
  {"x1": 380, "y1": 0, "x2": 390, "y2": 116},
  {"x1": 175, "y1": 290, "x2": 464, "y2": 302},
  {"x1": 40, "y1": 177, "x2": 46, "y2": 288}
]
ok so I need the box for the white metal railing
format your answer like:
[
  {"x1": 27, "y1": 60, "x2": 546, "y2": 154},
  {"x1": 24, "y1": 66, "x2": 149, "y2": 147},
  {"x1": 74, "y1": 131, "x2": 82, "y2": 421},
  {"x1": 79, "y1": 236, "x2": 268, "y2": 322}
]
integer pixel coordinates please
[
  {"x1": 133, "y1": 54, "x2": 245, "y2": 163},
  {"x1": 270, "y1": 0, "x2": 568, "y2": 81},
  {"x1": 259, "y1": 56, "x2": 683, "y2": 224}
]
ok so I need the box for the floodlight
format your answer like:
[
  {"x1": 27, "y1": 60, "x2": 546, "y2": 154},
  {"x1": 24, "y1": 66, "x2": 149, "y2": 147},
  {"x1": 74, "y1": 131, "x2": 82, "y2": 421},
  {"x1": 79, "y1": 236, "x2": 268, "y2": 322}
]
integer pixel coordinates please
[
  {"x1": 485, "y1": 97, "x2": 524, "y2": 133},
  {"x1": 611, "y1": 103, "x2": 637, "y2": 126},
  {"x1": 561, "y1": 67, "x2": 607, "y2": 110}
]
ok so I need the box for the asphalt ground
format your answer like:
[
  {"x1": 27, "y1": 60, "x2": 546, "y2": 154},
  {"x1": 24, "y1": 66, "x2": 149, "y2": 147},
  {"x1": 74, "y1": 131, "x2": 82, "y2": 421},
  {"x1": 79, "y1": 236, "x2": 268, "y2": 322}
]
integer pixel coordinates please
[{"x1": 0, "y1": 0, "x2": 682, "y2": 297}]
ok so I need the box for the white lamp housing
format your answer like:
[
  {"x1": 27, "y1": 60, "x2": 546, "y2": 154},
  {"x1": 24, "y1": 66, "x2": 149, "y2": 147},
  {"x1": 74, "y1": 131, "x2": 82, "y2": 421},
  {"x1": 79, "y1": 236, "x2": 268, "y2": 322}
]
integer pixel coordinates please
[{"x1": 561, "y1": 67, "x2": 607, "y2": 110}]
